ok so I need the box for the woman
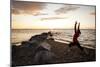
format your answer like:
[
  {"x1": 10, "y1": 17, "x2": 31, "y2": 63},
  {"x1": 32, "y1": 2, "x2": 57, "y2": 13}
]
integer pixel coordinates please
[{"x1": 69, "y1": 21, "x2": 83, "y2": 51}]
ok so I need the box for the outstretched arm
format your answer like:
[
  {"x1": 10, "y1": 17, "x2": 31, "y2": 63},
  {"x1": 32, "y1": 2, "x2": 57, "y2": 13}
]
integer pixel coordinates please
[{"x1": 74, "y1": 21, "x2": 77, "y2": 33}]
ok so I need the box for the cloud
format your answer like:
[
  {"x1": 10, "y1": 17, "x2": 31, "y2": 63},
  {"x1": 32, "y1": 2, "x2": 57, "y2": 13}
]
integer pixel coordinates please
[
  {"x1": 12, "y1": 1, "x2": 46, "y2": 15},
  {"x1": 12, "y1": 8, "x2": 20, "y2": 14},
  {"x1": 55, "y1": 5, "x2": 79, "y2": 14},
  {"x1": 90, "y1": 12, "x2": 95, "y2": 16},
  {"x1": 12, "y1": 1, "x2": 80, "y2": 16},
  {"x1": 41, "y1": 17, "x2": 67, "y2": 21}
]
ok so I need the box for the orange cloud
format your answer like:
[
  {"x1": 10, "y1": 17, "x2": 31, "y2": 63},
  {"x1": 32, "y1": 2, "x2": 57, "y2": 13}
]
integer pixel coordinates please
[
  {"x1": 12, "y1": 1, "x2": 46, "y2": 15},
  {"x1": 90, "y1": 12, "x2": 96, "y2": 16}
]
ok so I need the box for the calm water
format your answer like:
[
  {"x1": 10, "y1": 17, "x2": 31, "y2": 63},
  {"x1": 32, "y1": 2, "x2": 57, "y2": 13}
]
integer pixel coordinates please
[{"x1": 11, "y1": 29, "x2": 96, "y2": 49}]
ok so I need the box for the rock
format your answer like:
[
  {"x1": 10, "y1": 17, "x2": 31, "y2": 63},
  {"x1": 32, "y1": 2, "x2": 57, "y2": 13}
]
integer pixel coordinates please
[
  {"x1": 29, "y1": 33, "x2": 48, "y2": 42},
  {"x1": 29, "y1": 32, "x2": 54, "y2": 42},
  {"x1": 39, "y1": 41, "x2": 51, "y2": 51},
  {"x1": 33, "y1": 45, "x2": 56, "y2": 64},
  {"x1": 48, "y1": 31, "x2": 53, "y2": 37},
  {"x1": 12, "y1": 39, "x2": 56, "y2": 66}
]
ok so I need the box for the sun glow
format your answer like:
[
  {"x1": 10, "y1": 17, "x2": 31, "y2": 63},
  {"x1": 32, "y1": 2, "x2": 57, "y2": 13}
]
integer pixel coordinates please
[
  {"x1": 12, "y1": 14, "x2": 74, "y2": 29},
  {"x1": 12, "y1": 2, "x2": 95, "y2": 29},
  {"x1": 12, "y1": 13, "x2": 95, "y2": 29}
]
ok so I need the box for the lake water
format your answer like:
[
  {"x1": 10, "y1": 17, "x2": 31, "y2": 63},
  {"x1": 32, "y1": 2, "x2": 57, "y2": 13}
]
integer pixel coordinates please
[{"x1": 11, "y1": 29, "x2": 96, "y2": 49}]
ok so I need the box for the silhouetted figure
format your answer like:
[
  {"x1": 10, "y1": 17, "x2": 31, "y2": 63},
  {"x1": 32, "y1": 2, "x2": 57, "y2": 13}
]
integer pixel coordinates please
[{"x1": 69, "y1": 21, "x2": 83, "y2": 51}]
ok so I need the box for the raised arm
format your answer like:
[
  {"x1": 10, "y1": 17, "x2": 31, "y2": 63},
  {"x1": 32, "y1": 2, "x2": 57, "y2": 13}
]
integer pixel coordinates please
[{"x1": 74, "y1": 21, "x2": 77, "y2": 33}]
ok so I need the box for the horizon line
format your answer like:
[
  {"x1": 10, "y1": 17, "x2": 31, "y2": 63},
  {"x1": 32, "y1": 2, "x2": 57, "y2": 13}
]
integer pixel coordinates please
[{"x1": 12, "y1": 28, "x2": 96, "y2": 30}]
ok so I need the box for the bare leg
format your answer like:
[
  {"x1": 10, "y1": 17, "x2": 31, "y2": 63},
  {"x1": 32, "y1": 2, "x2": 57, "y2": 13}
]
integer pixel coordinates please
[
  {"x1": 78, "y1": 23, "x2": 80, "y2": 30},
  {"x1": 74, "y1": 21, "x2": 77, "y2": 33},
  {"x1": 78, "y1": 23, "x2": 81, "y2": 34}
]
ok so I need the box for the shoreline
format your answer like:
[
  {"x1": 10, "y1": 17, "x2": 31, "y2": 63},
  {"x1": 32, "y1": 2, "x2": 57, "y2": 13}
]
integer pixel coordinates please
[{"x1": 12, "y1": 39, "x2": 96, "y2": 49}]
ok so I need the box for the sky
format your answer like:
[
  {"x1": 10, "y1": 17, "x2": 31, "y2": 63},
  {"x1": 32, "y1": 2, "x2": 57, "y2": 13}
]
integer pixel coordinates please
[{"x1": 12, "y1": 0, "x2": 96, "y2": 29}]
